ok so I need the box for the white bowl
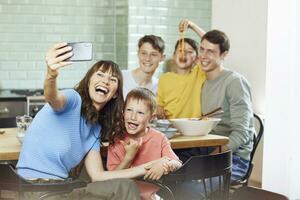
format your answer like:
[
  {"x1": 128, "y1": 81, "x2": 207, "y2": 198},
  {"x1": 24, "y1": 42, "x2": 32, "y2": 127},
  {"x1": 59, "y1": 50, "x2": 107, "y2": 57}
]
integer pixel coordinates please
[
  {"x1": 155, "y1": 119, "x2": 172, "y2": 129},
  {"x1": 169, "y1": 118, "x2": 221, "y2": 136}
]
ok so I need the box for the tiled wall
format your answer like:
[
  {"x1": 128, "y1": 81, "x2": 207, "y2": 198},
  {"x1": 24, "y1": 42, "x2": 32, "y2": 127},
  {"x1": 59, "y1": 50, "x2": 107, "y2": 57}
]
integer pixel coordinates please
[
  {"x1": 127, "y1": 0, "x2": 212, "y2": 74},
  {"x1": 0, "y1": 0, "x2": 118, "y2": 89},
  {"x1": 0, "y1": 0, "x2": 211, "y2": 90}
]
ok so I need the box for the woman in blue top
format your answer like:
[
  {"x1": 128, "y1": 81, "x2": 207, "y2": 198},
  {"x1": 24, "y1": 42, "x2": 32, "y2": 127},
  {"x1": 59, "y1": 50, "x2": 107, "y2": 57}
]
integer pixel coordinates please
[{"x1": 17, "y1": 42, "x2": 166, "y2": 200}]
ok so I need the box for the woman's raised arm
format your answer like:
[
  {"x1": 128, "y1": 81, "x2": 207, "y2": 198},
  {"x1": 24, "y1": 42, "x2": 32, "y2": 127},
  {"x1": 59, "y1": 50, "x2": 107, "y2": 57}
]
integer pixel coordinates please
[{"x1": 44, "y1": 42, "x2": 73, "y2": 111}]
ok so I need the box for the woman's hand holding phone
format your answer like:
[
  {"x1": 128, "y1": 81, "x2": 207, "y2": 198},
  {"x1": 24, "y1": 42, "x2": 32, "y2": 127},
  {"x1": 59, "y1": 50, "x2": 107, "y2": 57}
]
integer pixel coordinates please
[
  {"x1": 45, "y1": 42, "x2": 93, "y2": 79},
  {"x1": 45, "y1": 42, "x2": 73, "y2": 78}
]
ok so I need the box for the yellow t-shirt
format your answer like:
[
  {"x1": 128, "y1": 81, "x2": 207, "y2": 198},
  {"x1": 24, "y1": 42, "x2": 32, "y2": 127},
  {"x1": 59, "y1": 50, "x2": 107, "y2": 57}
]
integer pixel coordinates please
[{"x1": 157, "y1": 64, "x2": 206, "y2": 119}]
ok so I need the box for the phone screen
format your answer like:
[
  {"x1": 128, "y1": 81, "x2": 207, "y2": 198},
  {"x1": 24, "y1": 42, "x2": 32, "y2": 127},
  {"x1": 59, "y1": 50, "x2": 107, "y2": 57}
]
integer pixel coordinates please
[{"x1": 67, "y1": 42, "x2": 93, "y2": 61}]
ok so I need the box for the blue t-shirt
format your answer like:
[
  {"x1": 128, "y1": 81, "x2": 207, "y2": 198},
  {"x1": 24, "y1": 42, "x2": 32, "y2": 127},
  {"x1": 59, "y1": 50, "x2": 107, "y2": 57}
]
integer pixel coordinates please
[{"x1": 17, "y1": 89, "x2": 101, "y2": 179}]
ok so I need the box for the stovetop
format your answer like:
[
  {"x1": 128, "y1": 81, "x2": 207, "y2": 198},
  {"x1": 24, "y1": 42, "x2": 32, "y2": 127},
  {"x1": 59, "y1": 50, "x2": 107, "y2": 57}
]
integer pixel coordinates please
[
  {"x1": 10, "y1": 89, "x2": 44, "y2": 96},
  {"x1": 0, "y1": 89, "x2": 44, "y2": 100}
]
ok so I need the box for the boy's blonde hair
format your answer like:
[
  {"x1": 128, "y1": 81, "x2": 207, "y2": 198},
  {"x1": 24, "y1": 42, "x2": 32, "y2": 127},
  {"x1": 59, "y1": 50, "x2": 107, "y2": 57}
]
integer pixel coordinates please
[{"x1": 124, "y1": 88, "x2": 157, "y2": 114}]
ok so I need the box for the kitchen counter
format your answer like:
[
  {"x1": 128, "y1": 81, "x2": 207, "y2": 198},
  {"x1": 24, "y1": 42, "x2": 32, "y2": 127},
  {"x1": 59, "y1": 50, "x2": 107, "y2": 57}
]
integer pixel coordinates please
[
  {"x1": 0, "y1": 89, "x2": 44, "y2": 101},
  {"x1": 0, "y1": 90, "x2": 27, "y2": 101}
]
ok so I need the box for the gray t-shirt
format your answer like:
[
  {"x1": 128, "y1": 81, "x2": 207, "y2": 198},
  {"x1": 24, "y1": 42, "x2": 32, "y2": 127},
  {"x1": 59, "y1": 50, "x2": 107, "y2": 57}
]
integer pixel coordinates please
[{"x1": 201, "y1": 68, "x2": 255, "y2": 160}]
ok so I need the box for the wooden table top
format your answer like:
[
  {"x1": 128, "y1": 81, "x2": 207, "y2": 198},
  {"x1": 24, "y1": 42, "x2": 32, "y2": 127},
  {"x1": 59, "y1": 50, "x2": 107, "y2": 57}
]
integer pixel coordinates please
[
  {"x1": 169, "y1": 133, "x2": 229, "y2": 149},
  {"x1": 0, "y1": 128, "x2": 21, "y2": 161},
  {"x1": 0, "y1": 128, "x2": 229, "y2": 161}
]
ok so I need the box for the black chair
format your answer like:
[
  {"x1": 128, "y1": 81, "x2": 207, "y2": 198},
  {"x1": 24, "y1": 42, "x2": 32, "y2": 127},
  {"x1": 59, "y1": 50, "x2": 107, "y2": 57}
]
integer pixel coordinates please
[
  {"x1": 0, "y1": 162, "x2": 87, "y2": 199},
  {"x1": 231, "y1": 113, "x2": 264, "y2": 187},
  {"x1": 231, "y1": 186, "x2": 289, "y2": 200},
  {"x1": 139, "y1": 151, "x2": 232, "y2": 200}
]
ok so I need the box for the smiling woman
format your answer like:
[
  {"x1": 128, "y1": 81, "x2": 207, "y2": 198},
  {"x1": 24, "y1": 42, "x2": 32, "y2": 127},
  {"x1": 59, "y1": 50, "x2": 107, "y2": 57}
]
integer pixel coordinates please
[
  {"x1": 75, "y1": 60, "x2": 124, "y2": 142},
  {"x1": 15, "y1": 42, "x2": 168, "y2": 200}
]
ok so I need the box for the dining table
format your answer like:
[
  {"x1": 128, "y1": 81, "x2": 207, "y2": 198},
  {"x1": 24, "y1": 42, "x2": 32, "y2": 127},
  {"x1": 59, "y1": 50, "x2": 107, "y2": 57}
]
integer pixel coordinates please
[{"x1": 0, "y1": 128, "x2": 229, "y2": 161}]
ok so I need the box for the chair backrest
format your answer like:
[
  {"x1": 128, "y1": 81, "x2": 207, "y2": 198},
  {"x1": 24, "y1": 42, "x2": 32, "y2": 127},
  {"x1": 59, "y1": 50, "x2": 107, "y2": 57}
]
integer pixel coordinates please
[
  {"x1": 251, "y1": 113, "x2": 264, "y2": 163},
  {"x1": 0, "y1": 163, "x2": 87, "y2": 199},
  {"x1": 164, "y1": 151, "x2": 232, "y2": 200},
  {"x1": 0, "y1": 163, "x2": 29, "y2": 190},
  {"x1": 136, "y1": 151, "x2": 232, "y2": 200},
  {"x1": 165, "y1": 150, "x2": 232, "y2": 181},
  {"x1": 232, "y1": 113, "x2": 264, "y2": 186},
  {"x1": 232, "y1": 186, "x2": 289, "y2": 200}
]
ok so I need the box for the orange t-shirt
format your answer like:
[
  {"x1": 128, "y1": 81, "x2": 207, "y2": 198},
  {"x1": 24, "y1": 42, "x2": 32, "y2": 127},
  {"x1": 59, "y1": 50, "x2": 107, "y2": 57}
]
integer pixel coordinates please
[{"x1": 107, "y1": 128, "x2": 179, "y2": 200}]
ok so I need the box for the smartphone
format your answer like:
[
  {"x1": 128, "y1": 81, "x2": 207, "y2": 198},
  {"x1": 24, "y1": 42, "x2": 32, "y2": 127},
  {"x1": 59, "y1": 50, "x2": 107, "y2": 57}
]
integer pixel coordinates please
[{"x1": 67, "y1": 42, "x2": 93, "y2": 61}]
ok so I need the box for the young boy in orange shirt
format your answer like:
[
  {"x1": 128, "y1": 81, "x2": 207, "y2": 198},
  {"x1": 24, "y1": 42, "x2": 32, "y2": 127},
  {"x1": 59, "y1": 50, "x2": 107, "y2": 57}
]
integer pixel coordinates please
[{"x1": 107, "y1": 88, "x2": 182, "y2": 200}]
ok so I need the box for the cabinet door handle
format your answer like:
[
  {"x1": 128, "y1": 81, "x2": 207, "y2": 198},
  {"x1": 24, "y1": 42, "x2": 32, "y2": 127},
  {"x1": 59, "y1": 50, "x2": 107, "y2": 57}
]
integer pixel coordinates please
[{"x1": 0, "y1": 107, "x2": 10, "y2": 114}]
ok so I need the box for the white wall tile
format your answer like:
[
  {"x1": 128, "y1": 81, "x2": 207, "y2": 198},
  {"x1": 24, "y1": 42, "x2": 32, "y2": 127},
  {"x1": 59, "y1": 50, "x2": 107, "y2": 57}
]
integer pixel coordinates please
[{"x1": 0, "y1": 0, "x2": 211, "y2": 89}]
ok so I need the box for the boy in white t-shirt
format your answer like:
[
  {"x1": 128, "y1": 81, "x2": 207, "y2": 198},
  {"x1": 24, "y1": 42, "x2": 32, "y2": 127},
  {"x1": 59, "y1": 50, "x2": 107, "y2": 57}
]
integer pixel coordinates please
[{"x1": 122, "y1": 35, "x2": 165, "y2": 98}]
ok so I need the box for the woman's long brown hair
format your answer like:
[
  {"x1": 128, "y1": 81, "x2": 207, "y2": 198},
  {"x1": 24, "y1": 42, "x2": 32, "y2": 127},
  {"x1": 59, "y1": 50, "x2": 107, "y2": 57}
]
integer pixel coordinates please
[{"x1": 75, "y1": 60, "x2": 125, "y2": 144}]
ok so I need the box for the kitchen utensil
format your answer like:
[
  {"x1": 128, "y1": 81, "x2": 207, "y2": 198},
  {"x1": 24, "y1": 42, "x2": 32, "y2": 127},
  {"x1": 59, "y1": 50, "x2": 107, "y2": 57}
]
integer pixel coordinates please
[{"x1": 199, "y1": 107, "x2": 224, "y2": 120}]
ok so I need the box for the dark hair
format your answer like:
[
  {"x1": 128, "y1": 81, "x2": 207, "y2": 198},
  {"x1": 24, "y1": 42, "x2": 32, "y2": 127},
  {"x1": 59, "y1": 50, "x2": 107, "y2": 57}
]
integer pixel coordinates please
[
  {"x1": 174, "y1": 38, "x2": 199, "y2": 56},
  {"x1": 201, "y1": 30, "x2": 230, "y2": 54},
  {"x1": 138, "y1": 35, "x2": 165, "y2": 54},
  {"x1": 75, "y1": 60, "x2": 125, "y2": 144}
]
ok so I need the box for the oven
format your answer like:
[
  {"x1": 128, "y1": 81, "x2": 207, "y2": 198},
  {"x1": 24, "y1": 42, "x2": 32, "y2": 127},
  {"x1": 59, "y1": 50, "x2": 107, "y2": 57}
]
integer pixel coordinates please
[
  {"x1": 9, "y1": 89, "x2": 46, "y2": 118},
  {"x1": 0, "y1": 100, "x2": 26, "y2": 128},
  {"x1": 0, "y1": 89, "x2": 47, "y2": 128},
  {"x1": 26, "y1": 96, "x2": 46, "y2": 117}
]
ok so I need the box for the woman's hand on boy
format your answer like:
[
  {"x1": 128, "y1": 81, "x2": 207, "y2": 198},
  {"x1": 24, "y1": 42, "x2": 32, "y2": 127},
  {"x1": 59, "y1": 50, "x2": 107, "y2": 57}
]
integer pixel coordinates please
[
  {"x1": 143, "y1": 158, "x2": 182, "y2": 180},
  {"x1": 143, "y1": 161, "x2": 165, "y2": 180},
  {"x1": 162, "y1": 160, "x2": 182, "y2": 173}
]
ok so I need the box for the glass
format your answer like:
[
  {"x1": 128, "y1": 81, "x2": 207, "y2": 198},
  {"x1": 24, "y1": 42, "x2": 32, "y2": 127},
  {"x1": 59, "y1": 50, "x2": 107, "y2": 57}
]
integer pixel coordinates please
[{"x1": 16, "y1": 115, "x2": 32, "y2": 143}]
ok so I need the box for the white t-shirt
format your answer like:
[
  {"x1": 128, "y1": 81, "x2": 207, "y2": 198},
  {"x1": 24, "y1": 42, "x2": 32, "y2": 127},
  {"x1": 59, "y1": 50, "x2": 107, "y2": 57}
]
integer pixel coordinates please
[{"x1": 122, "y1": 69, "x2": 158, "y2": 98}]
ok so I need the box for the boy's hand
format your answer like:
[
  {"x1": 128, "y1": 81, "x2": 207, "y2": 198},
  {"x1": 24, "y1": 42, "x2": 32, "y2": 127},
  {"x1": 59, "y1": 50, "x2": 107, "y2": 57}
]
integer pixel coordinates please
[
  {"x1": 179, "y1": 19, "x2": 193, "y2": 32},
  {"x1": 121, "y1": 138, "x2": 142, "y2": 160},
  {"x1": 156, "y1": 105, "x2": 171, "y2": 119}
]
